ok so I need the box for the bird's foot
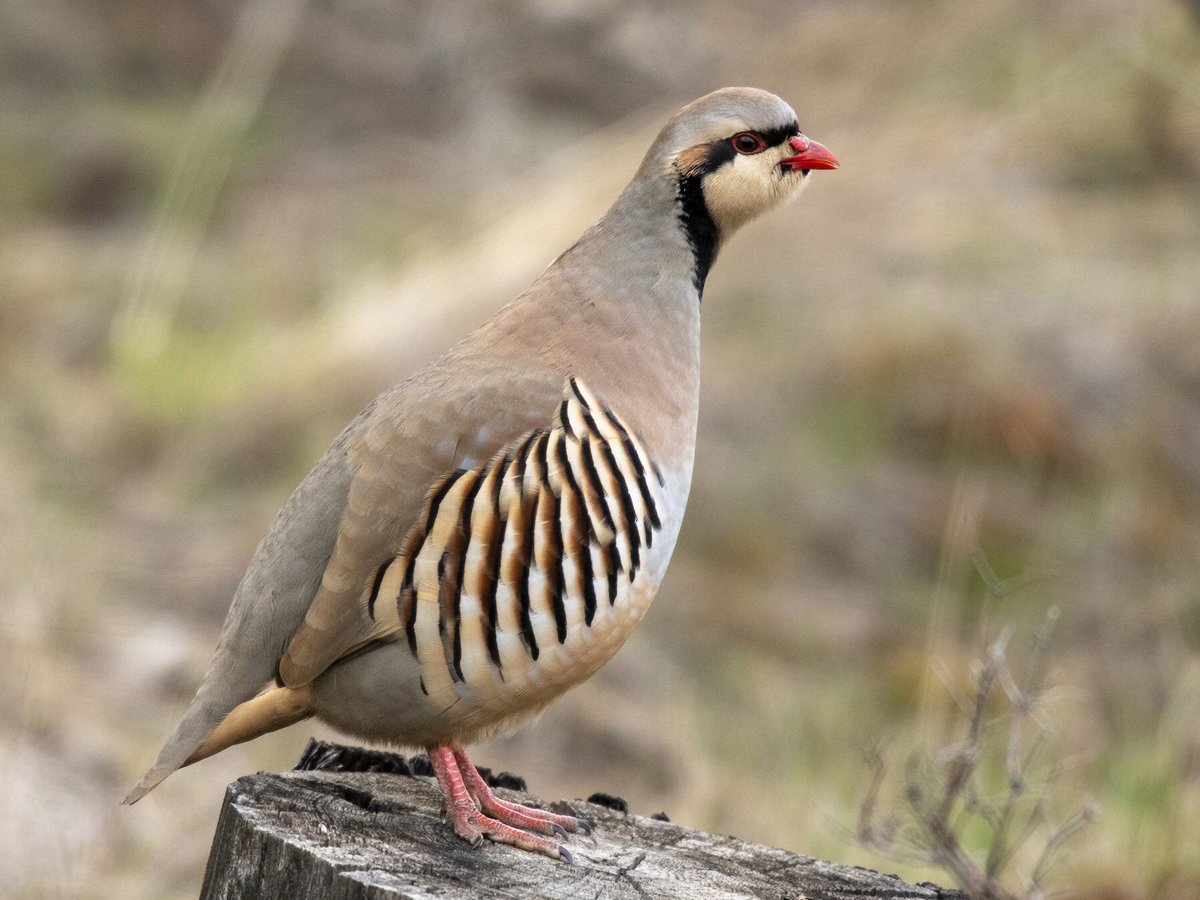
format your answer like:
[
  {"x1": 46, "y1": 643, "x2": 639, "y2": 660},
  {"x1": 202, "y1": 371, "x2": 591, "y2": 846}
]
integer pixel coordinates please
[
  {"x1": 428, "y1": 745, "x2": 587, "y2": 861},
  {"x1": 454, "y1": 748, "x2": 592, "y2": 838}
]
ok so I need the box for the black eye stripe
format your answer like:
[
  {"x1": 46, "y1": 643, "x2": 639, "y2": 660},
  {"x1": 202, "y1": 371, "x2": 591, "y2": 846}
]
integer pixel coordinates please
[
  {"x1": 679, "y1": 120, "x2": 801, "y2": 177},
  {"x1": 758, "y1": 122, "x2": 800, "y2": 149},
  {"x1": 724, "y1": 122, "x2": 800, "y2": 157}
]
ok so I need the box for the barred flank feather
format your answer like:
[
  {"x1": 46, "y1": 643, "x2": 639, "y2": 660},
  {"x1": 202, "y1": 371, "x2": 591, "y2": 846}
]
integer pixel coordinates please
[{"x1": 365, "y1": 379, "x2": 664, "y2": 708}]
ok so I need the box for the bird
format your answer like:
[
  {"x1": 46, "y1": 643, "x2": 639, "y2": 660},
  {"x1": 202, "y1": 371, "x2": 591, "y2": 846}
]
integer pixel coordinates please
[{"x1": 125, "y1": 86, "x2": 838, "y2": 862}]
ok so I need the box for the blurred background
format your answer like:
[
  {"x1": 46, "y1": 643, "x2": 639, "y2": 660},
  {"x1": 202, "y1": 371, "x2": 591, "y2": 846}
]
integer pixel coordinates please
[{"x1": 3, "y1": 0, "x2": 1199, "y2": 896}]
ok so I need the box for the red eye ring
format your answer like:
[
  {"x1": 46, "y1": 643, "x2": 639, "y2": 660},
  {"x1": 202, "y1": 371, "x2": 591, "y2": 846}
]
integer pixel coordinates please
[{"x1": 731, "y1": 131, "x2": 766, "y2": 155}]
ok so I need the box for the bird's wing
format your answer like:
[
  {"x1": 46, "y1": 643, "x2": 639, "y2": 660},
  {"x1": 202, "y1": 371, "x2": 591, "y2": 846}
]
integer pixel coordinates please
[
  {"x1": 278, "y1": 374, "x2": 667, "y2": 701},
  {"x1": 123, "y1": 353, "x2": 569, "y2": 804},
  {"x1": 276, "y1": 366, "x2": 567, "y2": 687}
]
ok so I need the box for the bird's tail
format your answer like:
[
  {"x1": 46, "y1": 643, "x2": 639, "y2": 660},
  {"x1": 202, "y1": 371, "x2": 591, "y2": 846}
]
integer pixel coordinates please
[{"x1": 123, "y1": 682, "x2": 314, "y2": 805}]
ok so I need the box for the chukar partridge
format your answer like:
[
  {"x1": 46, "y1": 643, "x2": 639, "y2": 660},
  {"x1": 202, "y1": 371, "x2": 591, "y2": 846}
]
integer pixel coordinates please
[{"x1": 126, "y1": 86, "x2": 838, "y2": 861}]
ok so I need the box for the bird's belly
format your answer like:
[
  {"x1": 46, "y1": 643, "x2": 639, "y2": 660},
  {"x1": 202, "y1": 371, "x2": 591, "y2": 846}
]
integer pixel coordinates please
[{"x1": 310, "y1": 556, "x2": 670, "y2": 746}]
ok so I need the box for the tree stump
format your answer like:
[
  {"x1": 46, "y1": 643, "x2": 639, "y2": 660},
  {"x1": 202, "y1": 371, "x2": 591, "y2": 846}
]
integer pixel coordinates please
[{"x1": 201, "y1": 740, "x2": 961, "y2": 899}]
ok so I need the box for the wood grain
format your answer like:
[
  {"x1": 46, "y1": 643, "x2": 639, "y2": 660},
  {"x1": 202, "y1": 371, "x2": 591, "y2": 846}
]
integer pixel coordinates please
[{"x1": 200, "y1": 742, "x2": 962, "y2": 899}]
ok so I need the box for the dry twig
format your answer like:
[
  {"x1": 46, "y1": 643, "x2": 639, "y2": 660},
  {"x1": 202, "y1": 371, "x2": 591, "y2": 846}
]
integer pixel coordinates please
[{"x1": 858, "y1": 611, "x2": 1093, "y2": 899}]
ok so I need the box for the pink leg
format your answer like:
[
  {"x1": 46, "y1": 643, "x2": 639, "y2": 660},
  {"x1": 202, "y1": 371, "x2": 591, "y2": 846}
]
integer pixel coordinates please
[
  {"x1": 453, "y1": 747, "x2": 592, "y2": 838},
  {"x1": 427, "y1": 745, "x2": 584, "y2": 862}
]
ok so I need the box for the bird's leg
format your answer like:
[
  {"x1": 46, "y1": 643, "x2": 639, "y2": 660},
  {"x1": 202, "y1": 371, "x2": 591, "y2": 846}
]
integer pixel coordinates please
[
  {"x1": 452, "y1": 746, "x2": 592, "y2": 837},
  {"x1": 427, "y1": 745, "x2": 572, "y2": 861}
]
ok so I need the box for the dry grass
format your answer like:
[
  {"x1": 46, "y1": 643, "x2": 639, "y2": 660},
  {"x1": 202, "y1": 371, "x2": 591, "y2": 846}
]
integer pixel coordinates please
[{"x1": 2, "y1": 1, "x2": 1200, "y2": 897}]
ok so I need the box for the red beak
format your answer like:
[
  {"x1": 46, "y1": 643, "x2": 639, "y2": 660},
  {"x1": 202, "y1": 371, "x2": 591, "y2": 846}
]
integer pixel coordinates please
[{"x1": 780, "y1": 134, "x2": 839, "y2": 172}]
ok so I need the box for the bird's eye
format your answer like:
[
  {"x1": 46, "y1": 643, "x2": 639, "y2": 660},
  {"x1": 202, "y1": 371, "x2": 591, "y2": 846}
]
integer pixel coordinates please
[{"x1": 731, "y1": 132, "x2": 766, "y2": 155}]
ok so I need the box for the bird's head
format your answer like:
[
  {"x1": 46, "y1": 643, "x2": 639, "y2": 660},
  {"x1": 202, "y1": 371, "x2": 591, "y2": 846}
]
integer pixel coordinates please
[{"x1": 646, "y1": 87, "x2": 838, "y2": 239}]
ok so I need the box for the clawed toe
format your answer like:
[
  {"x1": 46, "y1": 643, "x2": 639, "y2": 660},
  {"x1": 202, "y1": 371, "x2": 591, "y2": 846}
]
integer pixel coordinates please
[
  {"x1": 430, "y1": 745, "x2": 590, "y2": 862},
  {"x1": 449, "y1": 806, "x2": 563, "y2": 858}
]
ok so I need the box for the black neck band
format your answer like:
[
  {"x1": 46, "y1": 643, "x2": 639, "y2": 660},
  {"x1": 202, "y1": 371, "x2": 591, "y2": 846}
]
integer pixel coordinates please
[{"x1": 676, "y1": 174, "x2": 718, "y2": 297}]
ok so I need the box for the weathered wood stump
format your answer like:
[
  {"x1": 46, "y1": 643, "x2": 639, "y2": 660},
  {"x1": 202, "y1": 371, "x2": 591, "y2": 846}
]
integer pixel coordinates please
[{"x1": 201, "y1": 740, "x2": 961, "y2": 899}]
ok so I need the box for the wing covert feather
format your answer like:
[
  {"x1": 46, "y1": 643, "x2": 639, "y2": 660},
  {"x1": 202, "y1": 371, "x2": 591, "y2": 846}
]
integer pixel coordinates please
[{"x1": 277, "y1": 368, "x2": 565, "y2": 687}]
